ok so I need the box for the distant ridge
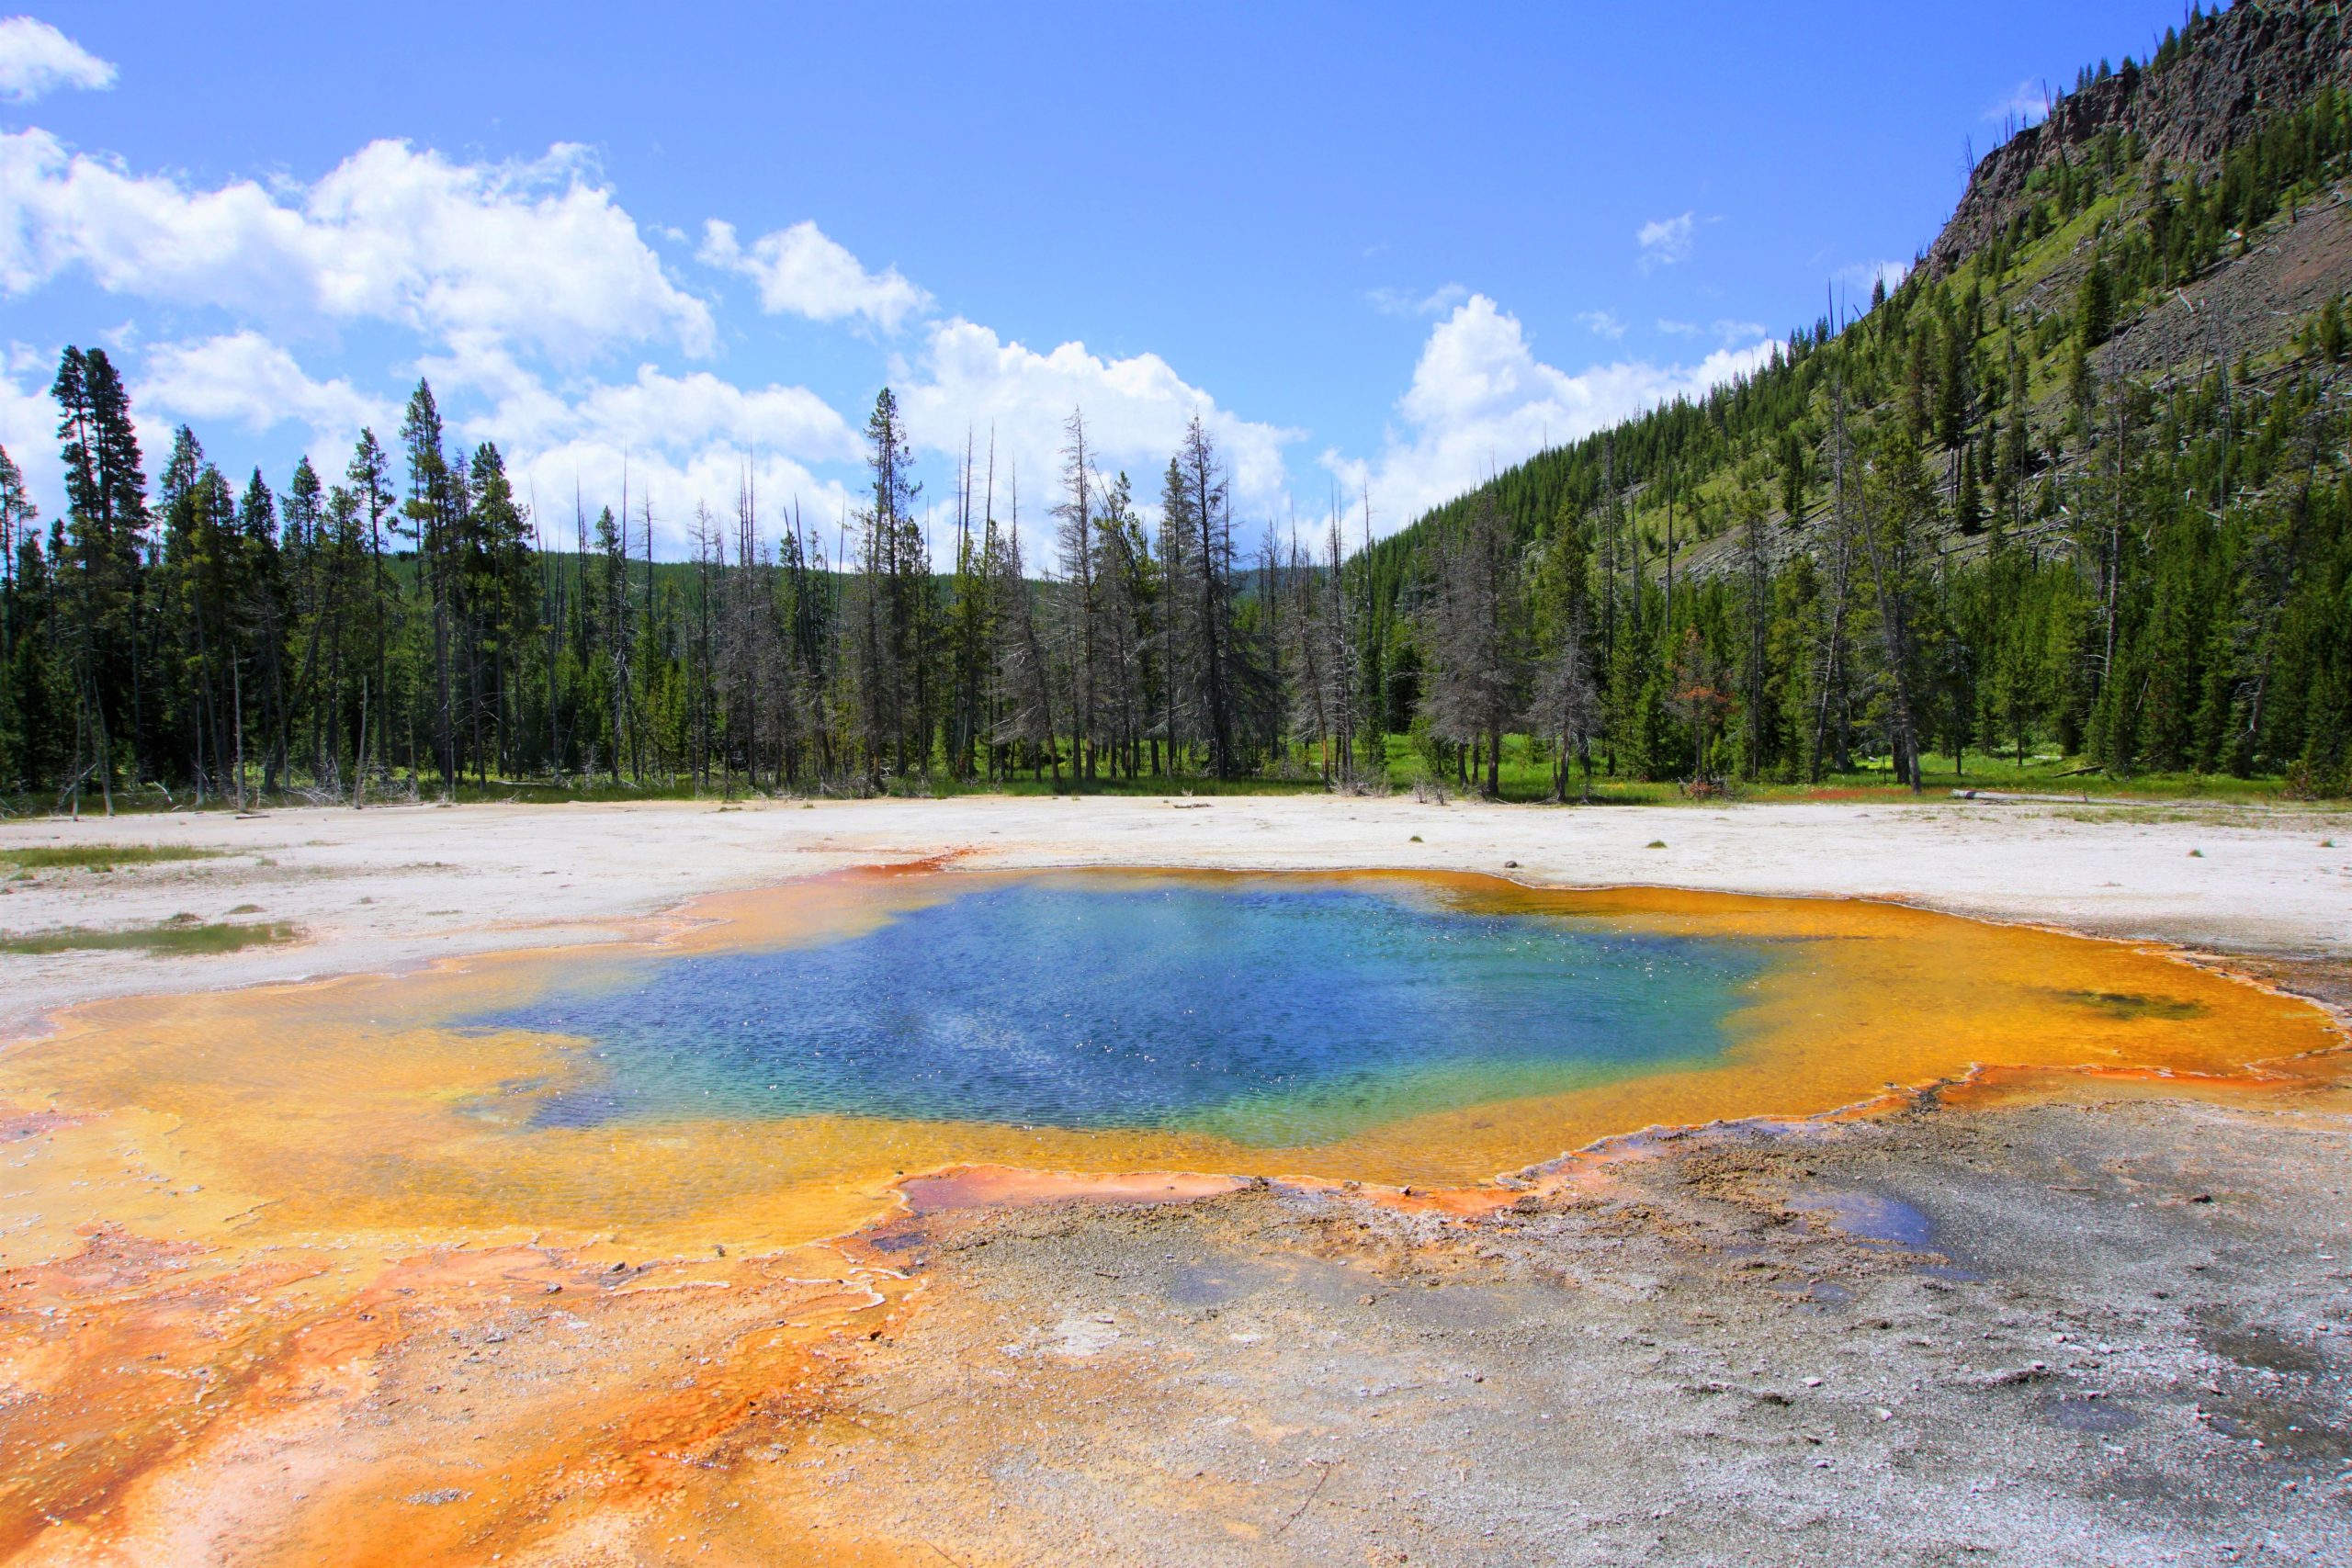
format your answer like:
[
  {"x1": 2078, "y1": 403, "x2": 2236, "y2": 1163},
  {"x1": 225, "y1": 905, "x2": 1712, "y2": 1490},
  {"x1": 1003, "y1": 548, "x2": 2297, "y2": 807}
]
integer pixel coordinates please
[
  {"x1": 1929, "y1": 0, "x2": 2350, "y2": 276},
  {"x1": 1384, "y1": 0, "x2": 2352, "y2": 556}
]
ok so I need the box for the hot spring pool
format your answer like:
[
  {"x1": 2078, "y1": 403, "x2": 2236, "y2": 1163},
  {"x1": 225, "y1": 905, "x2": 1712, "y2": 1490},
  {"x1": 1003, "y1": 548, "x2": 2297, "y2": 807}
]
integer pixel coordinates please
[
  {"x1": 472, "y1": 880, "x2": 1773, "y2": 1145},
  {"x1": 2, "y1": 867, "x2": 2336, "y2": 1252}
]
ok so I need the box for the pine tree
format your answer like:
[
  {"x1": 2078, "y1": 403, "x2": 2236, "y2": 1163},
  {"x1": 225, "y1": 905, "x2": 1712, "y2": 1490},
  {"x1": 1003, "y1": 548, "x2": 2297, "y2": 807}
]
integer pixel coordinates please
[
  {"x1": 236, "y1": 468, "x2": 289, "y2": 793},
  {"x1": 2076, "y1": 252, "x2": 2115, "y2": 346},
  {"x1": 943, "y1": 433, "x2": 992, "y2": 781},
  {"x1": 1858, "y1": 423, "x2": 1936, "y2": 791},
  {"x1": 1935, "y1": 313, "x2": 1969, "y2": 448},
  {"x1": 346, "y1": 428, "x2": 396, "y2": 785},
  {"x1": 850, "y1": 389, "x2": 930, "y2": 785},
  {"x1": 401, "y1": 381, "x2": 465, "y2": 792},
  {"x1": 0, "y1": 443, "x2": 40, "y2": 789},
  {"x1": 51, "y1": 346, "x2": 149, "y2": 809}
]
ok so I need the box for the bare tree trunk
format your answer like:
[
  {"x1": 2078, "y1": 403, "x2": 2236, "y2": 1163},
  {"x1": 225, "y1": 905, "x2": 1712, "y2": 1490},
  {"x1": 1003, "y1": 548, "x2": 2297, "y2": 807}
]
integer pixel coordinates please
[{"x1": 352, "y1": 681, "x2": 369, "y2": 808}]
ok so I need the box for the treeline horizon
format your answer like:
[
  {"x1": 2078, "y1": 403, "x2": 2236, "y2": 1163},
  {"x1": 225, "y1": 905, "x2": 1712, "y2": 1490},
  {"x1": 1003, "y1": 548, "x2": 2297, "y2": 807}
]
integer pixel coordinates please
[
  {"x1": 0, "y1": 358, "x2": 1380, "y2": 807},
  {"x1": 0, "y1": 36, "x2": 2348, "y2": 807}
]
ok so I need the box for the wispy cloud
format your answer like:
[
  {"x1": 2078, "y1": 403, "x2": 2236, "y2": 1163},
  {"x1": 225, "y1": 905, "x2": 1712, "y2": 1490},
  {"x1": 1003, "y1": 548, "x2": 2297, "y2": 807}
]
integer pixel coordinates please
[
  {"x1": 0, "y1": 17, "x2": 115, "y2": 102},
  {"x1": 1574, "y1": 309, "x2": 1625, "y2": 340},
  {"x1": 1984, "y1": 78, "x2": 2051, "y2": 130},
  {"x1": 1636, "y1": 210, "x2": 1696, "y2": 269},
  {"x1": 1366, "y1": 282, "x2": 1470, "y2": 318},
  {"x1": 1835, "y1": 258, "x2": 1911, "y2": 306},
  {"x1": 1658, "y1": 316, "x2": 1766, "y2": 345}
]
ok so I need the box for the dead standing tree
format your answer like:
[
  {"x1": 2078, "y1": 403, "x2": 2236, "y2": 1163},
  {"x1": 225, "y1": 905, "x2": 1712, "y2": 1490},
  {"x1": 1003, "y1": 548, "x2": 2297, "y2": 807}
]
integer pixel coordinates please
[
  {"x1": 1322, "y1": 510, "x2": 1360, "y2": 783},
  {"x1": 1052, "y1": 409, "x2": 1102, "y2": 780},
  {"x1": 989, "y1": 464, "x2": 1059, "y2": 785},
  {"x1": 1417, "y1": 493, "x2": 1525, "y2": 797},
  {"x1": 1527, "y1": 604, "x2": 1599, "y2": 802}
]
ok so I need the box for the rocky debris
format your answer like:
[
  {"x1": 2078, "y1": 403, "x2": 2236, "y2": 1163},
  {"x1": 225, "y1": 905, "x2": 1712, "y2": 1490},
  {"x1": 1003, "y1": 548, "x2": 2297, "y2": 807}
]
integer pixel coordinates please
[{"x1": 2095, "y1": 193, "x2": 2352, "y2": 382}]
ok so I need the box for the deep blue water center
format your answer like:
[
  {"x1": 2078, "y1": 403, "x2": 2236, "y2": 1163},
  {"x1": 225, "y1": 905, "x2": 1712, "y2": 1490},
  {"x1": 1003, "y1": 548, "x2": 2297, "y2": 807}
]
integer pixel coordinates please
[{"x1": 476, "y1": 881, "x2": 1773, "y2": 1145}]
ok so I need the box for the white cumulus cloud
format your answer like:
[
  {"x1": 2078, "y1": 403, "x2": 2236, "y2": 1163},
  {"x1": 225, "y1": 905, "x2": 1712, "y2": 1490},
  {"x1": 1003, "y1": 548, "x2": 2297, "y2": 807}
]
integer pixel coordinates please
[
  {"x1": 124, "y1": 326, "x2": 867, "y2": 559},
  {"x1": 498, "y1": 438, "x2": 859, "y2": 563},
  {"x1": 0, "y1": 114, "x2": 1321, "y2": 556},
  {"x1": 1323, "y1": 293, "x2": 1775, "y2": 533},
  {"x1": 401, "y1": 338, "x2": 864, "y2": 558},
  {"x1": 889, "y1": 317, "x2": 1301, "y2": 542},
  {"x1": 137, "y1": 331, "x2": 399, "y2": 461},
  {"x1": 699, "y1": 219, "x2": 931, "y2": 333},
  {"x1": 0, "y1": 17, "x2": 114, "y2": 101},
  {"x1": 0, "y1": 343, "x2": 62, "y2": 519},
  {"x1": 0, "y1": 130, "x2": 714, "y2": 359}
]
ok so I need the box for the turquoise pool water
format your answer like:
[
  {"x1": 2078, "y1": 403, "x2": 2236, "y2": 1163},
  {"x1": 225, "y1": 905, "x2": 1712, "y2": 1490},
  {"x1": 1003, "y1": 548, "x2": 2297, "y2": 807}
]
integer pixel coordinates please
[{"x1": 476, "y1": 879, "x2": 1775, "y2": 1145}]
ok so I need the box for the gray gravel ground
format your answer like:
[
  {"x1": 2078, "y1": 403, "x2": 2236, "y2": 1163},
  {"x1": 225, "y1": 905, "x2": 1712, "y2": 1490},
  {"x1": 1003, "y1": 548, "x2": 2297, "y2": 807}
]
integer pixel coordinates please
[{"x1": 804, "y1": 1075, "x2": 2352, "y2": 1566}]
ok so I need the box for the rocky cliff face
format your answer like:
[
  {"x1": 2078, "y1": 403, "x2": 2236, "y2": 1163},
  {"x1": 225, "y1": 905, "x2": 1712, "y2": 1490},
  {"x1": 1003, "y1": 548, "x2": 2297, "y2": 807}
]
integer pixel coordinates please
[{"x1": 1926, "y1": 0, "x2": 2348, "y2": 276}]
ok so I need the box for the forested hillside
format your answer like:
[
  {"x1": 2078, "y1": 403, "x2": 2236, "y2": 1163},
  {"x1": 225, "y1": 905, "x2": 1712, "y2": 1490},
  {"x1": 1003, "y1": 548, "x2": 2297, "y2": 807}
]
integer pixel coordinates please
[
  {"x1": 0, "y1": 0, "x2": 2346, "y2": 808},
  {"x1": 1362, "y1": 0, "x2": 2352, "y2": 797}
]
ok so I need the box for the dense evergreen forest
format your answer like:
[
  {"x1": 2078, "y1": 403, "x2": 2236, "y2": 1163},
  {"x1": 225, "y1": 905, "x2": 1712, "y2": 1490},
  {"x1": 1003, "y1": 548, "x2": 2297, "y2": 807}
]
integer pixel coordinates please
[{"x1": 0, "y1": 1, "x2": 2346, "y2": 809}]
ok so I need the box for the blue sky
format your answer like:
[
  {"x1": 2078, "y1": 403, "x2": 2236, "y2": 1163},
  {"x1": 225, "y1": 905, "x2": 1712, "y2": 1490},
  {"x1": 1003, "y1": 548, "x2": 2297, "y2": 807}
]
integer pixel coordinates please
[{"x1": 2, "y1": 2, "x2": 2186, "y2": 555}]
